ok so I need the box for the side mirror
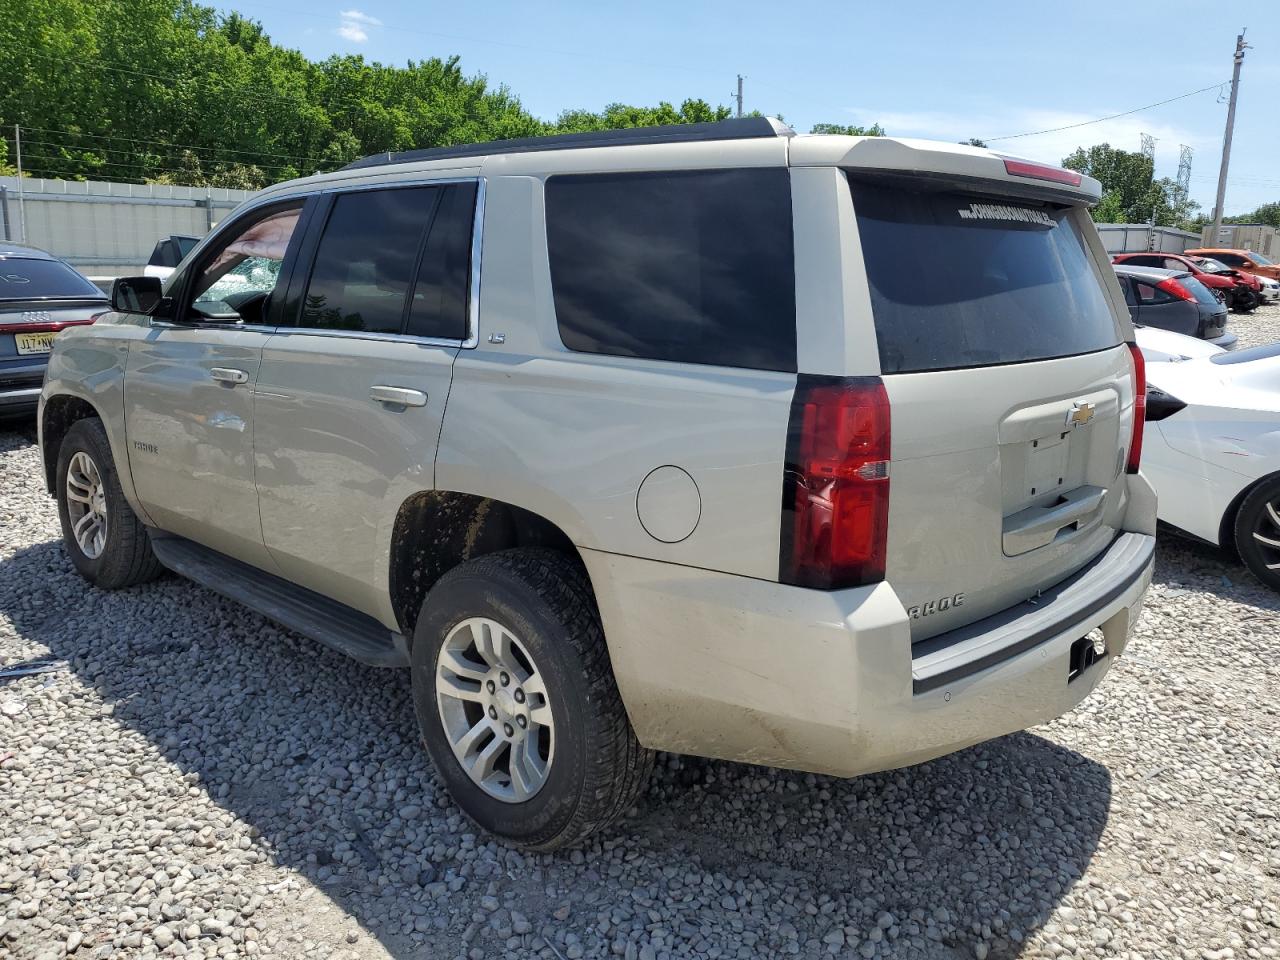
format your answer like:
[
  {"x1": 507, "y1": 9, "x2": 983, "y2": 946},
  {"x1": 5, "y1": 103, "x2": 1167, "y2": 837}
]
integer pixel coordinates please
[{"x1": 111, "y1": 276, "x2": 171, "y2": 317}]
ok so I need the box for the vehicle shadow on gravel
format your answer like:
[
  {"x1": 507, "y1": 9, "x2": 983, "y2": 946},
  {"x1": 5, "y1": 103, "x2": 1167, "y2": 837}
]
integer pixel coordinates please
[
  {"x1": 1153, "y1": 527, "x2": 1280, "y2": 613},
  {"x1": 3, "y1": 535, "x2": 1112, "y2": 960}
]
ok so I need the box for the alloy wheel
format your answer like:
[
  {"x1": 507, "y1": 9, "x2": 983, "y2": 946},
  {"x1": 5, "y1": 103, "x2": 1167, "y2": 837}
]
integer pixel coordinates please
[
  {"x1": 435, "y1": 617, "x2": 554, "y2": 803},
  {"x1": 1252, "y1": 498, "x2": 1280, "y2": 573},
  {"x1": 65, "y1": 451, "x2": 107, "y2": 559}
]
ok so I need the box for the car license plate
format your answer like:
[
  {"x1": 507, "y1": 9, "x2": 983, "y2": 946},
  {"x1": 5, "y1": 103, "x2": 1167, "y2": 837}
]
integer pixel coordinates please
[{"x1": 15, "y1": 331, "x2": 58, "y2": 355}]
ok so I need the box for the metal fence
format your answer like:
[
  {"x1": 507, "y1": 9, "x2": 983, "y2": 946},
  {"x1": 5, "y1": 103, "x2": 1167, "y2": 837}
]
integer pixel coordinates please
[
  {"x1": 1094, "y1": 224, "x2": 1201, "y2": 255},
  {"x1": 0, "y1": 176, "x2": 254, "y2": 279}
]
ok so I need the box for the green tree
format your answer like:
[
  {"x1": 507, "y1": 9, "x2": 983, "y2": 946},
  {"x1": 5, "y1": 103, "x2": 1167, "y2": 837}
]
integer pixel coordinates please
[
  {"x1": 553, "y1": 100, "x2": 731, "y2": 133},
  {"x1": 0, "y1": 0, "x2": 779, "y2": 188},
  {"x1": 810, "y1": 122, "x2": 885, "y2": 136},
  {"x1": 1225, "y1": 202, "x2": 1280, "y2": 228},
  {"x1": 1062, "y1": 143, "x2": 1199, "y2": 229}
]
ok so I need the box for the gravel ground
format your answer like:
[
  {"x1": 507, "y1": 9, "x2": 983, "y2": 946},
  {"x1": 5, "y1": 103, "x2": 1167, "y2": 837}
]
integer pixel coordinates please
[
  {"x1": 1229, "y1": 297, "x2": 1280, "y2": 349},
  {"x1": 2, "y1": 331, "x2": 1280, "y2": 960}
]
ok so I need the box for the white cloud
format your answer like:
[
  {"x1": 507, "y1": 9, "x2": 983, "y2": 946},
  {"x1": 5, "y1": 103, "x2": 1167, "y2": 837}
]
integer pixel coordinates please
[
  {"x1": 339, "y1": 9, "x2": 382, "y2": 25},
  {"x1": 335, "y1": 9, "x2": 381, "y2": 43}
]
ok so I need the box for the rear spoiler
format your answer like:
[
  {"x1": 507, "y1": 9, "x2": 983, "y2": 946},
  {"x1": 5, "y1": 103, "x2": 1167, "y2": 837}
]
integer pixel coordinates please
[{"x1": 790, "y1": 136, "x2": 1103, "y2": 205}]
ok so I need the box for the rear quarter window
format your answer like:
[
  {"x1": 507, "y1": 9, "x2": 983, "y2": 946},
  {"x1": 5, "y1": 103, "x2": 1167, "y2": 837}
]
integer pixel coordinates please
[
  {"x1": 544, "y1": 168, "x2": 796, "y2": 372},
  {"x1": 848, "y1": 177, "x2": 1121, "y2": 374}
]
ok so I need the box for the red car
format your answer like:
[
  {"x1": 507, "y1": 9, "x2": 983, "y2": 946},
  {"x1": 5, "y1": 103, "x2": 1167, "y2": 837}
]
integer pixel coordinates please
[{"x1": 1111, "y1": 252, "x2": 1260, "y2": 313}]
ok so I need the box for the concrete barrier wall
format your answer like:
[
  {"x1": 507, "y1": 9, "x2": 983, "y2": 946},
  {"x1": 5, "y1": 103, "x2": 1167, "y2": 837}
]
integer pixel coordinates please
[{"x1": 0, "y1": 177, "x2": 255, "y2": 278}]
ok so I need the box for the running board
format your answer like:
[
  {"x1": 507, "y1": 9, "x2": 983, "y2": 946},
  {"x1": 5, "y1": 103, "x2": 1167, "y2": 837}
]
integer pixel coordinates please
[{"x1": 148, "y1": 533, "x2": 410, "y2": 668}]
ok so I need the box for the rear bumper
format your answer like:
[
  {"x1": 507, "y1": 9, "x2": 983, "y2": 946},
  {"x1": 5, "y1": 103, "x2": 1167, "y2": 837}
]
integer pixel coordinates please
[
  {"x1": 586, "y1": 530, "x2": 1154, "y2": 779},
  {"x1": 0, "y1": 361, "x2": 46, "y2": 414}
]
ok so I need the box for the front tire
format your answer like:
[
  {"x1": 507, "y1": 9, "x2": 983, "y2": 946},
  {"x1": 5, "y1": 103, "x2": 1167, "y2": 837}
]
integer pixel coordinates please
[
  {"x1": 1231, "y1": 288, "x2": 1258, "y2": 313},
  {"x1": 411, "y1": 549, "x2": 653, "y2": 850},
  {"x1": 55, "y1": 418, "x2": 162, "y2": 589},
  {"x1": 1234, "y1": 476, "x2": 1280, "y2": 592}
]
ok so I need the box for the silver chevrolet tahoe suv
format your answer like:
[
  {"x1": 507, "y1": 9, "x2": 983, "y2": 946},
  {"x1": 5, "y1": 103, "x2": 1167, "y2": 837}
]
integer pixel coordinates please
[{"x1": 38, "y1": 119, "x2": 1156, "y2": 850}]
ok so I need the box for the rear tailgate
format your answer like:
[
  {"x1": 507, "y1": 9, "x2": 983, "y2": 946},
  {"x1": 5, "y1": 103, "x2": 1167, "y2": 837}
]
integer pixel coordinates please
[{"x1": 845, "y1": 173, "x2": 1135, "y2": 641}]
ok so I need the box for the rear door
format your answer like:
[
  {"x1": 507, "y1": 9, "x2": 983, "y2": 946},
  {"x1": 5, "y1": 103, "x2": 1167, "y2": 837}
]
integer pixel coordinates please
[
  {"x1": 253, "y1": 179, "x2": 478, "y2": 619},
  {"x1": 846, "y1": 176, "x2": 1135, "y2": 639}
]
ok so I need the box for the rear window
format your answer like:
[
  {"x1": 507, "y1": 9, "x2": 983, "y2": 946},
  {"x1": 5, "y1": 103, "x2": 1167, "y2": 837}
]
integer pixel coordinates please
[
  {"x1": 0, "y1": 258, "x2": 102, "y2": 300},
  {"x1": 848, "y1": 177, "x2": 1121, "y2": 374},
  {"x1": 1182, "y1": 276, "x2": 1221, "y2": 307},
  {"x1": 545, "y1": 168, "x2": 796, "y2": 372}
]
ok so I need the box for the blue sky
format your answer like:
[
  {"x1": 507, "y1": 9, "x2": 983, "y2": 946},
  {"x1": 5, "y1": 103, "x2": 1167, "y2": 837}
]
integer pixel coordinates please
[{"x1": 233, "y1": 0, "x2": 1278, "y2": 217}]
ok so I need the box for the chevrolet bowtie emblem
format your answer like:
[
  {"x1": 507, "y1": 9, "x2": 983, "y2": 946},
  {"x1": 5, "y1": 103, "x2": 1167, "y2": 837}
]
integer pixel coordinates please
[{"x1": 1067, "y1": 402, "x2": 1095, "y2": 427}]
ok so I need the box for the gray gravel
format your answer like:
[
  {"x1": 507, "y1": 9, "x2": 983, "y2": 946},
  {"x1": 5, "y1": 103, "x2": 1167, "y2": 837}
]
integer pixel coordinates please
[
  {"x1": 1229, "y1": 297, "x2": 1280, "y2": 349},
  {"x1": 2, "y1": 396, "x2": 1279, "y2": 959}
]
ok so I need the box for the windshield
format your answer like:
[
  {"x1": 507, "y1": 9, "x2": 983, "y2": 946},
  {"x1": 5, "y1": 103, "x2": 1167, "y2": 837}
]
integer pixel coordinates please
[
  {"x1": 1249, "y1": 251, "x2": 1275, "y2": 266},
  {"x1": 0, "y1": 258, "x2": 103, "y2": 301},
  {"x1": 848, "y1": 176, "x2": 1120, "y2": 373},
  {"x1": 1195, "y1": 258, "x2": 1231, "y2": 274}
]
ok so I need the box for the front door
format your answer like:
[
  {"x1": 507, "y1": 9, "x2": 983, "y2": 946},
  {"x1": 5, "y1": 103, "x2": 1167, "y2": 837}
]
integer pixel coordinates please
[
  {"x1": 254, "y1": 180, "x2": 479, "y2": 619},
  {"x1": 125, "y1": 198, "x2": 309, "y2": 569}
]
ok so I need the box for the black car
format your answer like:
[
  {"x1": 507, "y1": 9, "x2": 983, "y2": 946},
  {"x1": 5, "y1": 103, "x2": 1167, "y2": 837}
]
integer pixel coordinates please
[
  {"x1": 0, "y1": 242, "x2": 109, "y2": 417},
  {"x1": 1112, "y1": 264, "x2": 1235, "y2": 350}
]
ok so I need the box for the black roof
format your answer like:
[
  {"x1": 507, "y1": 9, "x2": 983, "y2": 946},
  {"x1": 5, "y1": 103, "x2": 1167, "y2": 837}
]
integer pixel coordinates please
[
  {"x1": 0, "y1": 240, "x2": 56, "y2": 260},
  {"x1": 342, "y1": 117, "x2": 793, "y2": 171}
]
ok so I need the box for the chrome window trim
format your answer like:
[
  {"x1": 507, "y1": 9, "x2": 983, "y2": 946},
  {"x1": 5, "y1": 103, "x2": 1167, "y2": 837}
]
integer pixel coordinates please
[
  {"x1": 265, "y1": 327, "x2": 465, "y2": 349},
  {"x1": 185, "y1": 175, "x2": 486, "y2": 348}
]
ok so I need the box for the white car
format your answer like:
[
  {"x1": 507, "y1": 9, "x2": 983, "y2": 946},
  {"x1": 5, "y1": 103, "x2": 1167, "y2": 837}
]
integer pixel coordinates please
[
  {"x1": 1256, "y1": 274, "x2": 1280, "y2": 303},
  {"x1": 1137, "y1": 328, "x2": 1280, "y2": 590}
]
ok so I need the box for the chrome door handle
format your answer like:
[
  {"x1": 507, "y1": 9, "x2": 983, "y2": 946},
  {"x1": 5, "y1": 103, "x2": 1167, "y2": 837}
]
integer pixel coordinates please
[
  {"x1": 370, "y1": 385, "x2": 427, "y2": 408},
  {"x1": 210, "y1": 367, "x2": 249, "y2": 385}
]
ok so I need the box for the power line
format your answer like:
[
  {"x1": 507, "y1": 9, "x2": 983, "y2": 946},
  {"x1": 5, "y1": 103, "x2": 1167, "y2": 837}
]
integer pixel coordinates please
[
  {"x1": 984, "y1": 82, "x2": 1229, "y2": 142},
  {"x1": 15, "y1": 125, "x2": 337, "y2": 168},
  {"x1": 13, "y1": 141, "x2": 332, "y2": 180}
]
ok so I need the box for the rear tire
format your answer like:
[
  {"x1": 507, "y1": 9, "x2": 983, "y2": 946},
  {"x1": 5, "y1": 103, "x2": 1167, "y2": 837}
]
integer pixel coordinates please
[
  {"x1": 410, "y1": 548, "x2": 653, "y2": 850},
  {"x1": 1233, "y1": 476, "x2": 1280, "y2": 592},
  {"x1": 55, "y1": 418, "x2": 163, "y2": 589}
]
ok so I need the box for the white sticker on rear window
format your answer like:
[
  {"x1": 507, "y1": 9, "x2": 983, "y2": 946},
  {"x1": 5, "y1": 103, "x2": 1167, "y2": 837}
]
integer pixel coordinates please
[{"x1": 957, "y1": 203, "x2": 1054, "y2": 226}]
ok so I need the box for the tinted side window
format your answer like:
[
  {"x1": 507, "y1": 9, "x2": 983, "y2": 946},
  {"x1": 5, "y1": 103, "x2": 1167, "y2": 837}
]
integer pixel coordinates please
[
  {"x1": 1126, "y1": 255, "x2": 1161, "y2": 267},
  {"x1": 1213, "y1": 253, "x2": 1244, "y2": 266},
  {"x1": 1135, "y1": 281, "x2": 1170, "y2": 305},
  {"x1": 301, "y1": 188, "x2": 438, "y2": 333},
  {"x1": 405, "y1": 182, "x2": 476, "y2": 341},
  {"x1": 545, "y1": 168, "x2": 796, "y2": 372}
]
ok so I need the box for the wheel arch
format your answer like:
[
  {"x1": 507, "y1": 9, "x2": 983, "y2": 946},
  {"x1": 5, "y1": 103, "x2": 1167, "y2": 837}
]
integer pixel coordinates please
[
  {"x1": 1218, "y1": 468, "x2": 1280, "y2": 555},
  {"x1": 388, "y1": 490, "x2": 586, "y2": 639},
  {"x1": 41, "y1": 394, "x2": 106, "y2": 496}
]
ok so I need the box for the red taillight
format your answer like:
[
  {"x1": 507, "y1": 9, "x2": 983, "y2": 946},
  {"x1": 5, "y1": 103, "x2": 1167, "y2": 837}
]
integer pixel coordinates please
[
  {"x1": 0, "y1": 315, "x2": 103, "y2": 335},
  {"x1": 780, "y1": 376, "x2": 890, "y2": 589},
  {"x1": 1126, "y1": 343, "x2": 1145, "y2": 474},
  {"x1": 1155, "y1": 277, "x2": 1196, "y2": 302},
  {"x1": 1002, "y1": 158, "x2": 1083, "y2": 187}
]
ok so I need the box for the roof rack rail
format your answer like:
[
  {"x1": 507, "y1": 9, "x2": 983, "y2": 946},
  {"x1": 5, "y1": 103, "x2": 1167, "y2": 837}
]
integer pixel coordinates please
[{"x1": 341, "y1": 117, "x2": 794, "y2": 171}]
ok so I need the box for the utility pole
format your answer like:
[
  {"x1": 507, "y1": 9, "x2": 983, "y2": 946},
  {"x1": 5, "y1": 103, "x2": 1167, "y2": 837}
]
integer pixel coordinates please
[
  {"x1": 734, "y1": 75, "x2": 744, "y2": 119},
  {"x1": 13, "y1": 124, "x2": 26, "y2": 242},
  {"x1": 1211, "y1": 30, "x2": 1249, "y2": 241}
]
